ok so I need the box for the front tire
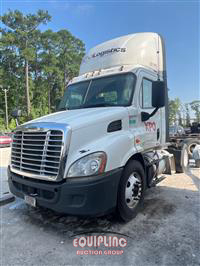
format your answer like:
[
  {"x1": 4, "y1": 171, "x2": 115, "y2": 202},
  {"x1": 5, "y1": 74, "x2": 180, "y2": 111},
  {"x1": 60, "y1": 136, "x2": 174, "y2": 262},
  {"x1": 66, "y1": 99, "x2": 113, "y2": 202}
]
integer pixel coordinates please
[{"x1": 117, "y1": 160, "x2": 145, "y2": 222}]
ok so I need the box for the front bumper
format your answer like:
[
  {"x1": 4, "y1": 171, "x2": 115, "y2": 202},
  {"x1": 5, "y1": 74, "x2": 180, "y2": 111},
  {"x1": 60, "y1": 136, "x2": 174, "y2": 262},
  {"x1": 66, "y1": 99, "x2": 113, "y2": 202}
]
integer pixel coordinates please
[{"x1": 8, "y1": 166, "x2": 123, "y2": 216}]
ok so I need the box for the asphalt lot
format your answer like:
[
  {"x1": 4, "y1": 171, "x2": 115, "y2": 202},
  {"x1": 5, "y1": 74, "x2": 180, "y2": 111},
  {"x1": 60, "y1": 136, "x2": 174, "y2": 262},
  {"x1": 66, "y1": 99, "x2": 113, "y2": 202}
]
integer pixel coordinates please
[{"x1": 0, "y1": 147, "x2": 200, "y2": 266}]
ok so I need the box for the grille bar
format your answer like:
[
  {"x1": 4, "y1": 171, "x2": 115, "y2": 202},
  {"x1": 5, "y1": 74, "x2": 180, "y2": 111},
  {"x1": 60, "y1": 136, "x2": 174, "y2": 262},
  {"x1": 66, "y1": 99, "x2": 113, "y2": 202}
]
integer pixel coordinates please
[
  {"x1": 22, "y1": 143, "x2": 61, "y2": 147},
  {"x1": 11, "y1": 129, "x2": 63, "y2": 178},
  {"x1": 19, "y1": 161, "x2": 59, "y2": 168},
  {"x1": 20, "y1": 166, "x2": 58, "y2": 175},
  {"x1": 15, "y1": 139, "x2": 62, "y2": 142},
  {"x1": 12, "y1": 157, "x2": 59, "y2": 164}
]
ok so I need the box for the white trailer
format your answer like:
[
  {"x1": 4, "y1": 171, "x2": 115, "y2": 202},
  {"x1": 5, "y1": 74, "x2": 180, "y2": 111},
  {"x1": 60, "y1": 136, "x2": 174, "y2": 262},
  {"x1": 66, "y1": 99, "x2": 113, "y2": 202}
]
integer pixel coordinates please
[{"x1": 9, "y1": 33, "x2": 177, "y2": 221}]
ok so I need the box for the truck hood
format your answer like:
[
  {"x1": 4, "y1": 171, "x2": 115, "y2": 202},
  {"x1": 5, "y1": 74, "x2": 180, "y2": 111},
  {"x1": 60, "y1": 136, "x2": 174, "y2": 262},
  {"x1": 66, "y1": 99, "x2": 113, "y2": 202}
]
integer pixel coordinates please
[{"x1": 25, "y1": 107, "x2": 128, "y2": 131}]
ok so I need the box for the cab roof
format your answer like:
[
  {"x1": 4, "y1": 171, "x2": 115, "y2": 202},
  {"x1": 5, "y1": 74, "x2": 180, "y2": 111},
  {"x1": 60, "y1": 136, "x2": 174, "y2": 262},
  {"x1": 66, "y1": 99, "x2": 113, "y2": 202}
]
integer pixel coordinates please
[{"x1": 79, "y1": 32, "x2": 165, "y2": 76}]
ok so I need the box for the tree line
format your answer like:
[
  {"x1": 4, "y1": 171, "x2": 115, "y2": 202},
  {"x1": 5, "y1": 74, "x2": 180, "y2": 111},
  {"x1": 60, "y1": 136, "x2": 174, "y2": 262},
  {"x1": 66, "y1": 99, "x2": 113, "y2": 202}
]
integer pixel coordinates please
[
  {"x1": 0, "y1": 10, "x2": 85, "y2": 130},
  {"x1": 169, "y1": 98, "x2": 200, "y2": 126}
]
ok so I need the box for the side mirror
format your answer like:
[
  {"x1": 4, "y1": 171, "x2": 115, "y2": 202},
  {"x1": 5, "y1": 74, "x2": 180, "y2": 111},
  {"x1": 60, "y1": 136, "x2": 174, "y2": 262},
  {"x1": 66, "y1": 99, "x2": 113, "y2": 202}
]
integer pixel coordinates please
[
  {"x1": 12, "y1": 109, "x2": 22, "y2": 118},
  {"x1": 141, "y1": 81, "x2": 166, "y2": 122},
  {"x1": 141, "y1": 112, "x2": 150, "y2": 122},
  {"x1": 152, "y1": 81, "x2": 165, "y2": 108}
]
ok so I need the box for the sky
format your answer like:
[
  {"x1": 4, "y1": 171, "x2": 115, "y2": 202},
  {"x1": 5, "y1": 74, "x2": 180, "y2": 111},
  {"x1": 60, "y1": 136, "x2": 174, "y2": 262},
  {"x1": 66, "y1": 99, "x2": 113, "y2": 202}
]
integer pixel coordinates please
[{"x1": 1, "y1": 0, "x2": 199, "y2": 104}]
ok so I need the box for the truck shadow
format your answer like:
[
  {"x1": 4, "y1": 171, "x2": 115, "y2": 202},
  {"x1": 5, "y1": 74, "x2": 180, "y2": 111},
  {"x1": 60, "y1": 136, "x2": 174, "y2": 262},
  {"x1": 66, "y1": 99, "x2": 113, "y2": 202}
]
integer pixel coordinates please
[
  {"x1": 7, "y1": 184, "x2": 197, "y2": 240},
  {"x1": 3, "y1": 184, "x2": 199, "y2": 266},
  {"x1": 4, "y1": 167, "x2": 199, "y2": 240}
]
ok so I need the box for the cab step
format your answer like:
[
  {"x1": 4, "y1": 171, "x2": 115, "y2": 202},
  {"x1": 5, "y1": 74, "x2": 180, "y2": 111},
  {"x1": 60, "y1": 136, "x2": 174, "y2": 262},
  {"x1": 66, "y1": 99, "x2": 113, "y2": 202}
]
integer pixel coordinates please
[{"x1": 150, "y1": 175, "x2": 166, "y2": 187}]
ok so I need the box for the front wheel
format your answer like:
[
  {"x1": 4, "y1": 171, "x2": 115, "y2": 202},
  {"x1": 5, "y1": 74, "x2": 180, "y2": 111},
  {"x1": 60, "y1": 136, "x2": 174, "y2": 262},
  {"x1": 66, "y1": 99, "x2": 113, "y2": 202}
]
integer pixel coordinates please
[{"x1": 117, "y1": 160, "x2": 145, "y2": 222}]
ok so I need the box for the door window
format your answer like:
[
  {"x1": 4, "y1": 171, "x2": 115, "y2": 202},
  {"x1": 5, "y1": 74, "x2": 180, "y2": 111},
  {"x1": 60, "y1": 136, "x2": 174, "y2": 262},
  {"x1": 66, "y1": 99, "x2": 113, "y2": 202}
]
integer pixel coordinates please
[{"x1": 140, "y1": 79, "x2": 153, "y2": 108}]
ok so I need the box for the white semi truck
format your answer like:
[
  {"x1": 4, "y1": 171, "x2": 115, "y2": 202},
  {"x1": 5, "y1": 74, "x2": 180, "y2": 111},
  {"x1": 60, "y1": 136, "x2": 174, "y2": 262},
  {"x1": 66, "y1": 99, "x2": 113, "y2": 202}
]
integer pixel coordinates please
[{"x1": 9, "y1": 33, "x2": 182, "y2": 221}]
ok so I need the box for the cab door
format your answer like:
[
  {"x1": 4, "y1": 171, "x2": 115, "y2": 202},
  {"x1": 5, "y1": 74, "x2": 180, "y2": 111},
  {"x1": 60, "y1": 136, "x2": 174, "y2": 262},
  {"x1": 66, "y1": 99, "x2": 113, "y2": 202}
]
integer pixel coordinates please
[{"x1": 137, "y1": 71, "x2": 162, "y2": 150}]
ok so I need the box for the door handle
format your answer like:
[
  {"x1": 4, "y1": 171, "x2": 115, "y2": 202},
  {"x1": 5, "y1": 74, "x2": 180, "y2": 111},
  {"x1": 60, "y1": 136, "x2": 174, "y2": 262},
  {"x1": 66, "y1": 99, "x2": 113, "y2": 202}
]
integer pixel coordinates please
[{"x1": 157, "y1": 128, "x2": 160, "y2": 140}]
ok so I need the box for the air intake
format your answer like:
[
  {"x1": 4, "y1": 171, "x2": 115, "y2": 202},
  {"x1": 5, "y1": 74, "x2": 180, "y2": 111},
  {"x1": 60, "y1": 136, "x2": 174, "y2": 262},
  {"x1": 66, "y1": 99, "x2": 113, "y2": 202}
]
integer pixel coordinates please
[{"x1": 107, "y1": 120, "x2": 122, "y2": 133}]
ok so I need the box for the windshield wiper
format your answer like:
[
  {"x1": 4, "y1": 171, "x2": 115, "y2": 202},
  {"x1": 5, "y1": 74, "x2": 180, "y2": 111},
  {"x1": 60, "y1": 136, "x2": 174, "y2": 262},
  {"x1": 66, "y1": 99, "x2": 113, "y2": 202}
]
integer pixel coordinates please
[
  {"x1": 82, "y1": 103, "x2": 116, "y2": 108},
  {"x1": 58, "y1": 103, "x2": 116, "y2": 110}
]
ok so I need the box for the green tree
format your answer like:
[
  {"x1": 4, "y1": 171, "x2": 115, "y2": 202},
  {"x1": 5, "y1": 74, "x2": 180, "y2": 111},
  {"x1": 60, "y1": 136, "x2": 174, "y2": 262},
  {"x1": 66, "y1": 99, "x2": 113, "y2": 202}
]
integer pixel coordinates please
[
  {"x1": 40, "y1": 30, "x2": 61, "y2": 113},
  {"x1": 1, "y1": 9, "x2": 51, "y2": 116},
  {"x1": 169, "y1": 98, "x2": 181, "y2": 125},
  {"x1": 190, "y1": 100, "x2": 200, "y2": 123},
  {"x1": 185, "y1": 103, "x2": 191, "y2": 127},
  {"x1": 39, "y1": 29, "x2": 85, "y2": 112},
  {"x1": 57, "y1": 30, "x2": 85, "y2": 87},
  {"x1": 0, "y1": 9, "x2": 86, "y2": 129},
  {"x1": 0, "y1": 30, "x2": 23, "y2": 123}
]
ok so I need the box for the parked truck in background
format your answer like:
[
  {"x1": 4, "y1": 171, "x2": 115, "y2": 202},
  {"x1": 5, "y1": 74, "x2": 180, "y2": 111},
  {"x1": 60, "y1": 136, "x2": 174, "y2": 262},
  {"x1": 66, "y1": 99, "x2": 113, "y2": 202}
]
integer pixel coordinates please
[
  {"x1": 168, "y1": 122, "x2": 200, "y2": 172},
  {"x1": 8, "y1": 32, "x2": 197, "y2": 221}
]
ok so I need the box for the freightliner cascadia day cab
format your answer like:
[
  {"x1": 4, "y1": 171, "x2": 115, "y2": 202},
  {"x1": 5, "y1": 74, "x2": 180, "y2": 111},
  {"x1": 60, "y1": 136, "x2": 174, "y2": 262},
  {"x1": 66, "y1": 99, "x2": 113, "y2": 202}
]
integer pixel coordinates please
[{"x1": 8, "y1": 33, "x2": 176, "y2": 221}]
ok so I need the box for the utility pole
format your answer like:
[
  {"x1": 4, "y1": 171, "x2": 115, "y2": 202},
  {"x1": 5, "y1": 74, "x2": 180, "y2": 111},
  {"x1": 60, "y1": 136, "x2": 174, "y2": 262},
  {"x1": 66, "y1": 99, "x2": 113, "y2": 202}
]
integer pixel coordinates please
[{"x1": 0, "y1": 85, "x2": 9, "y2": 130}]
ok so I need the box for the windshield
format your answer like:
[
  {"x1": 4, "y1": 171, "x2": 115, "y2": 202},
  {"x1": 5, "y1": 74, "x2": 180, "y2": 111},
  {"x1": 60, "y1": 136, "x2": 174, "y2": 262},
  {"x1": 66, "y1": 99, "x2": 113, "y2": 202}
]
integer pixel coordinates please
[{"x1": 57, "y1": 73, "x2": 135, "y2": 110}]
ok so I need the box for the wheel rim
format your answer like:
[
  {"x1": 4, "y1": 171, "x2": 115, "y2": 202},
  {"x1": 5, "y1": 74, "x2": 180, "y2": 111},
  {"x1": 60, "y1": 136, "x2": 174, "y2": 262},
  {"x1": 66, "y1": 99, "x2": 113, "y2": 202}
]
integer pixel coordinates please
[
  {"x1": 183, "y1": 149, "x2": 189, "y2": 167},
  {"x1": 188, "y1": 143, "x2": 197, "y2": 154},
  {"x1": 125, "y1": 172, "x2": 142, "y2": 209}
]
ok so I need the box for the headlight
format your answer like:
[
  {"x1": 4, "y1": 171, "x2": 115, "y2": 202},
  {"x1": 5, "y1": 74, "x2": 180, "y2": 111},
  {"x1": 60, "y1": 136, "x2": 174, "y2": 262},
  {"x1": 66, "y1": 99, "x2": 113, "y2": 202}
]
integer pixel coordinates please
[{"x1": 67, "y1": 152, "x2": 107, "y2": 177}]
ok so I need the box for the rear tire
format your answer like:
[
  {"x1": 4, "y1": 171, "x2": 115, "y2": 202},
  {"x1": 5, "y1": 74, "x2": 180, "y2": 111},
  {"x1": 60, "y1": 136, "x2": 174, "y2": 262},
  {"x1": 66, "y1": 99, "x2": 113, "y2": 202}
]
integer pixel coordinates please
[
  {"x1": 196, "y1": 159, "x2": 200, "y2": 168},
  {"x1": 117, "y1": 160, "x2": 145, "y2": 222},
  {"x1": 184, "y1": 139, "x2": 200, "y2": 159}
]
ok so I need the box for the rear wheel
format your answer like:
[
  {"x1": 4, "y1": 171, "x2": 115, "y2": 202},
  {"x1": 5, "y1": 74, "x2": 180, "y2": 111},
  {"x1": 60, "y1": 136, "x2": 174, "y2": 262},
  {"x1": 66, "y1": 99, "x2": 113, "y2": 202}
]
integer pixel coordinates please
[
  {"x1": 196, "y1": 159, "x2": 200, "y2": 168},
  {"x1": 184, "y1": 139, "x2": 200, "y2": 159},
  {"x1": 176, "y1": 144, "x2": 189, "y2": 173},
  {"x1": 117, "y1": 160, "x2": 145, "y2": 222},
  {"x1": 182, "y1": 145, "x2": 189, "y2": 168}
]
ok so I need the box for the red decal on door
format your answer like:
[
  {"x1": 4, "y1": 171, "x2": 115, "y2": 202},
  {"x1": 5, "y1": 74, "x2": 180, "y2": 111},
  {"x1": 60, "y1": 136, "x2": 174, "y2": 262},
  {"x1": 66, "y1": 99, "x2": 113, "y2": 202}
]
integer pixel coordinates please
[{"x1": 144, "y1": 121, "x2": 156, "y2": 132}]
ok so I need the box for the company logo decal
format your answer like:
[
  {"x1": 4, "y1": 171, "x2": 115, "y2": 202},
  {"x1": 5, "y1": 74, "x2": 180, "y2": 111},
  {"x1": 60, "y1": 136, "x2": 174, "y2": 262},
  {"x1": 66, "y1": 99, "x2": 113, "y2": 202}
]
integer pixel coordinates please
[
  {"x1": 144, "y1": 121, "x2": 156, "y2": 132},
  {"x1": 82, "y1": 47, "x2": 126, "y2": 63},
  {"x1": 129, "y1": 115, "x2": 136, "y2": 126}
]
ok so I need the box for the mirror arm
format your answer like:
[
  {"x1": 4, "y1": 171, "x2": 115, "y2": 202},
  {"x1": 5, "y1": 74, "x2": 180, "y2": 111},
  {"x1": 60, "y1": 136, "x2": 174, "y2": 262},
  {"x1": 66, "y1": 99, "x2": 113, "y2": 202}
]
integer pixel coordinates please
[
  {"x1": 141, "y1": 107, "x2": 159, "y2": 122},
  {"x1": 148, "y1": 107, "x2": 159, "y2": 119}
]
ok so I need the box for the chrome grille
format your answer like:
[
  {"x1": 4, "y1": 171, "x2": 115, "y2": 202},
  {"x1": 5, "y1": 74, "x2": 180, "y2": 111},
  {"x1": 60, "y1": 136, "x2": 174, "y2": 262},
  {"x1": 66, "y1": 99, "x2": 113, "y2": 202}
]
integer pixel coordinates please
[{"x1": 11, "y1": 130, "x2": 63, "y2": 179}]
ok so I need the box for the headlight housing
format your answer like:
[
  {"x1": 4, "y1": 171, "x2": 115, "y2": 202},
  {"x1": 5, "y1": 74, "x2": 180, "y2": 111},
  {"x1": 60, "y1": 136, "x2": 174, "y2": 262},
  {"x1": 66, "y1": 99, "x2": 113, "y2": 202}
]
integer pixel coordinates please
[{"x1": 67, "y1": 152, "x2": 107, "y2": 177}]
